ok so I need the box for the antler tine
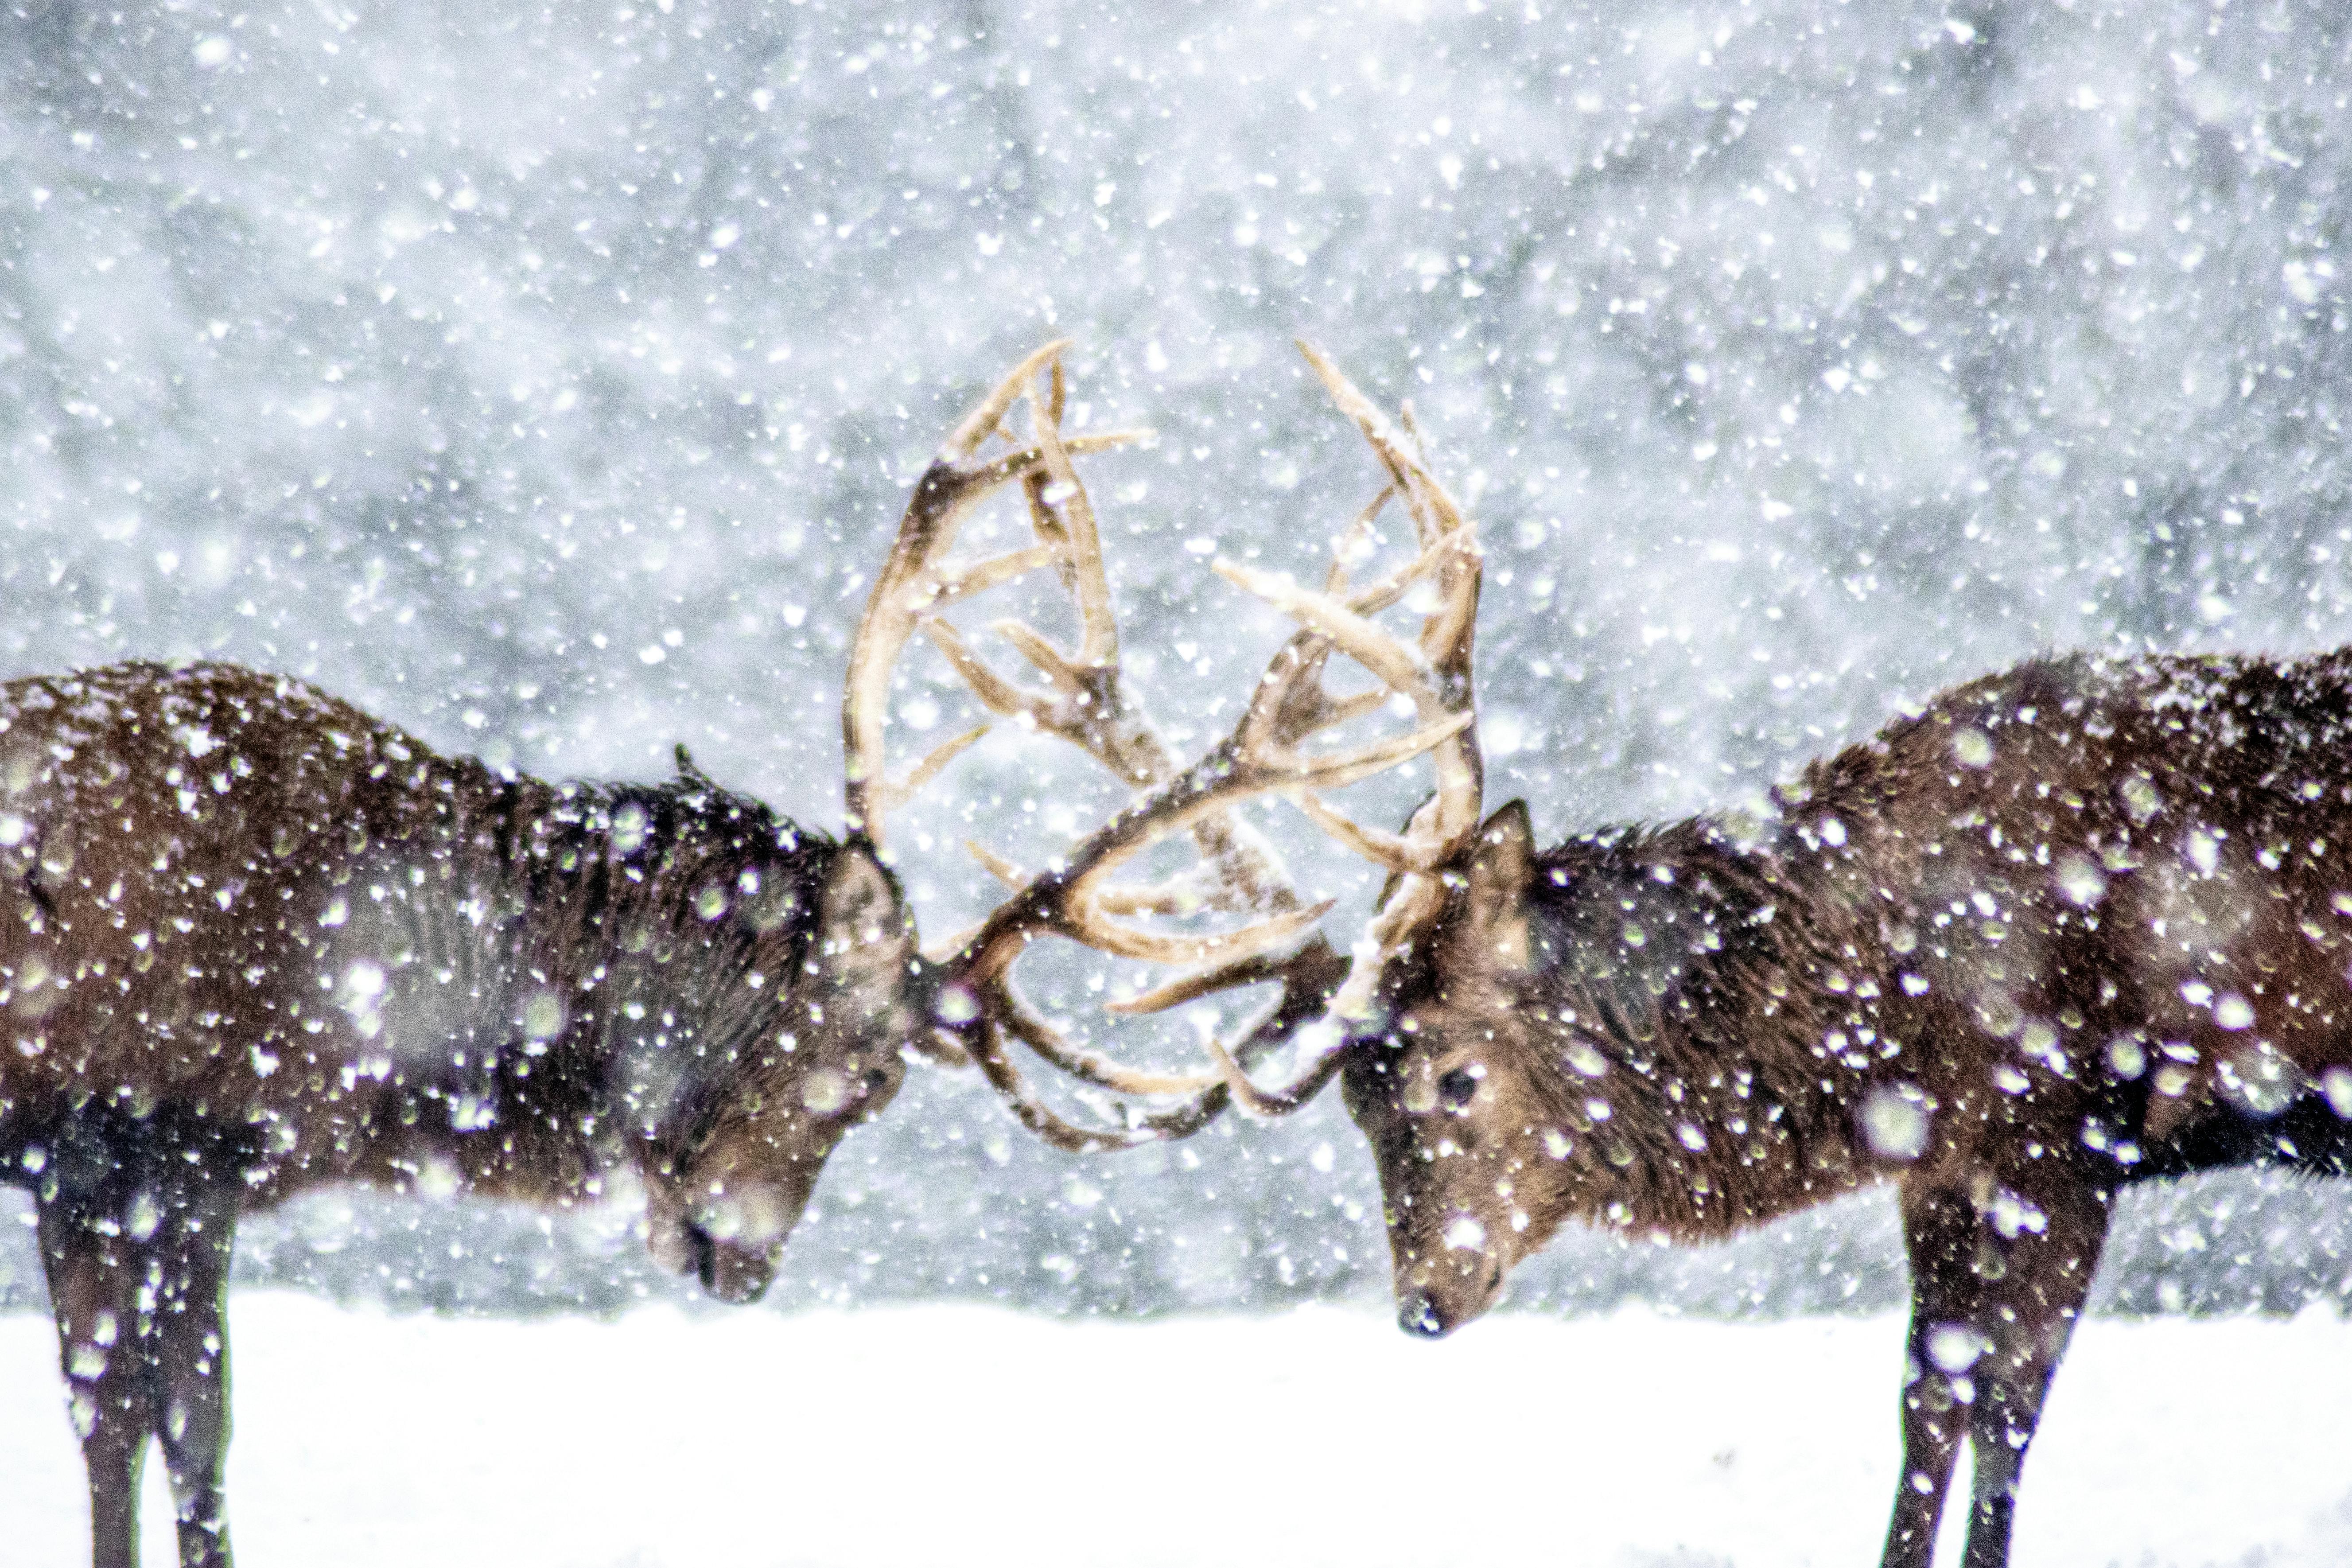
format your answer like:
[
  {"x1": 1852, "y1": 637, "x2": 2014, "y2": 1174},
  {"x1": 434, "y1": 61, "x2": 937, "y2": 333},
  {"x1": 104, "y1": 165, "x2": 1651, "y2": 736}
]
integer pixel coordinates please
[
  {"x1": 1298, "y1": 341, "x2": 1479, "y2": 708},
  {"x1": 988, "y1": 982, "x2": 1223, "y2": 1098},
  {"x1": 958, "y1": 836, "x2": 1337, "y2": 972},
  {"x1": 1338, "y1": 525, "x2": 1478, "y2": 622},
  {"x1": 958, "y1": 1016, "x2": 1178, "y2": 1152},
  {"x1": 1146, "y1": 937, "x2": 1357, "y2": 1117},
  {"x1": 1289, "y1": 791, "x2": 1441, "y2": 876},
  {"x1": 1213, "y1": 562, "x2": 1468, "y2": 758},
  {"x1": 1063, "y1": 893, "x2": 1334, "y2": 969},
  {"x1": 1259, "y1": 513, "x2": 1473, "y2": 760},
  {"x1": 1205, "y1": 1022, "x2": 1352, "y2": 1117},
  {"x1": 964, "y1": 1028, "x2": 1261, "y2": 1151},
  {"x1": 1105, "y1": 932, "x2": 1343, "y2": 1017},
  {"x1": 1327, "y1": 487, "x2": 1392, "y2": 593},
  {"x1": 1222, "y1": 512, "x2": 1469, "y2": 772},
  {"x1": 929, "y1": 544, "x2": 1061, "y2": 608},
  {"x1": 922, "y1": 374, "x2": 1176, "y2": 794},
  {"x1": 1213, "y1": 486, "x2": 1405, "y2": 764},
  {"x1": 964, "y1": 838, "x2": 1027, "y2": 891},
  {"x1": 1026, "y1": 374, "x2": 1121, "y2": 669},
  {"x1": 918, "y1": 616, "x2": 1080, "y2": 758},
  {"x1": 1090, "y1": 875, "x2": 1234, "y2": 919},
  {"x1": 1209, "y1": 837, "x2": 1448, "y2": 1117},
  {"x1": 1294, "y1": 342, "x2": 1484, "y2": 832},
  {"x1": 942, "y1": 339, "x2": 1068, "y2": 460},
  {"x1": 869, "y1": 725, "x2": 991, "y2": 824},
  {"x1": 1223, "y1": 510, "x2": 1477, "y2": 774},
  {"x1": 1296, "y1": 341, "x2": 1468, "y2": 548}
]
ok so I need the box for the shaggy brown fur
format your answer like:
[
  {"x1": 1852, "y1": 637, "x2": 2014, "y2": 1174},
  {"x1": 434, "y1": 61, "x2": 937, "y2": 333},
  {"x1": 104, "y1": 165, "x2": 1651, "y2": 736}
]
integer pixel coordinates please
[
  {"x1": 0, "y1": 661, "x2": 927, "y2": 1568},
  {"x1": 1338, "y1": 648, "x2": 2352, "y2": 1568}
]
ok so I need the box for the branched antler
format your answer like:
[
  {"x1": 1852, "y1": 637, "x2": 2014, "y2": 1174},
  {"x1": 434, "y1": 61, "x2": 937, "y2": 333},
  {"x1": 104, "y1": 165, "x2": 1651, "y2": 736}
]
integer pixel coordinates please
[
  {"x1": 840, "y1": 340, "x2": 1148, "y2": 847},
  {"x1": 925, "y1": 345, "x2": 1483, "y2": 1148},
  {"x1": 1189, "y1": 342, "x2": 1487, "y2": 1116},
  {"x1": 849, "y1": 340, "x2": 1482, "y2": 1151},
  {"x1": 919, "y1": 362, "x2": 1305, "y2": 921}
]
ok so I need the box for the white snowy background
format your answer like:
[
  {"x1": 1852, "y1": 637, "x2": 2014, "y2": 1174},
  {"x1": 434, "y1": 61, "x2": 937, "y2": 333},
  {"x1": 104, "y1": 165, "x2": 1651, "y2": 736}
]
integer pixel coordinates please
[{"x1": 5, "y1": 0, "x2": 2352, "y2": 1561}]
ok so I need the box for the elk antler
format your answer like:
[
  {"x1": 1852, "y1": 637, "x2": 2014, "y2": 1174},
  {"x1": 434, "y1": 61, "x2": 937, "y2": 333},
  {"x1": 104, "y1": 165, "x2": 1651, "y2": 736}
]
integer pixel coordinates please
[
  {"x1": 1192, "y1": 342, "x2": 1486, "y2": 1117},
  {"x1": 840, "y1": 340, "x2": 1147, "y2": 848},
  {"x1": 918, "y1": 360, "x2": 1306, "y2": 921},
  {"x1": 836, "y1": 341, "x2": 1312, "y2": 1145},
  {"x1": 926, "y1": 342, "x2": 1484, "y2": 1148}
]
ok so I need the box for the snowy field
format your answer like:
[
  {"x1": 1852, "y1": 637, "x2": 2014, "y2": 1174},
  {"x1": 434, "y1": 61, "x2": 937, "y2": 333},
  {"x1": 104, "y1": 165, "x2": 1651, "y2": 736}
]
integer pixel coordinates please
[{"x1": 2, "y1": 1299, "x2": 2348, "y2": 1568}]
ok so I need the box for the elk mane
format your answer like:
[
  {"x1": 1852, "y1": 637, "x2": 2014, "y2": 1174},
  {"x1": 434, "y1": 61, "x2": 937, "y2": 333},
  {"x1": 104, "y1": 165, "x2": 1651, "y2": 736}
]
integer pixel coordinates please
[{"x1": 516, "y1": 774, "x2": 837, "y2": 974}]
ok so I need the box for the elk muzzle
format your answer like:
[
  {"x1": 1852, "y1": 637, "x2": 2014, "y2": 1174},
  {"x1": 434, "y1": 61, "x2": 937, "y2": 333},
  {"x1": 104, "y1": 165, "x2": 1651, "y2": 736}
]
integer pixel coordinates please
[
  {"x1": 1392, "y1": 1209, "x2": 1512, "y2": 1338},
  {"x1": 644, "y1": 1175, "x2": 809, "y2": 1305}
]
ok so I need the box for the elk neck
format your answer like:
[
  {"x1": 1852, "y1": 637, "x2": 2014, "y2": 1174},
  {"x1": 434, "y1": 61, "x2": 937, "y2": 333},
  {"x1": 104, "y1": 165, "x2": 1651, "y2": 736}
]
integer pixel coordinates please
[
  {"x1": 1510, "y1": 806, "x2": 1887, "y2": 1244},
  {"x1": 372, "y1": 767, "x2": 836, "y2": 1157}
]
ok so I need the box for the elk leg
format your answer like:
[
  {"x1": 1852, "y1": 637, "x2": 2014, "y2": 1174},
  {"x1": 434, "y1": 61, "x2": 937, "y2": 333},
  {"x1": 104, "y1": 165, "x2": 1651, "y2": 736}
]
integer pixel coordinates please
[
  {"x1": 1880, "y1": 1183, "x2": 1979, "y2": 1568},
  {"x1": 148, "y1": 1179, "x2": 239, "y2": 1568},
  {"x1": 1956, "y1": 1182, "x2": 2109, "y2": 1568},
  {"x1": 37, "y1": 1180, "x2": 154, "y2": 1568}
]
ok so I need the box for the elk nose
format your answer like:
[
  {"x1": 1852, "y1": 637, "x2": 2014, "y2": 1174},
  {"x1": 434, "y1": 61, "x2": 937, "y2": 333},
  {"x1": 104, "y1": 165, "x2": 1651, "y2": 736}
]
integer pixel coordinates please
[
  {"x1": 1398, "y1": 1289, "x2": 1450, "y2": 1339},
  {"x1": 685, "y1": 1222, "x2": 719, "y2": 1293}
]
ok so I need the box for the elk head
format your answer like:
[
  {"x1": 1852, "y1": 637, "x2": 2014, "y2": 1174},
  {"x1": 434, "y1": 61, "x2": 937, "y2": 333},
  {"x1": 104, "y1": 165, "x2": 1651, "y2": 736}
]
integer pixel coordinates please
[
  {"x1": 642, "y1": 341, "x2": 1473, "y2": 1299},
  {"x1": 1344, "y1": 796, "x2": 1812, "y2": 1335},
  {"x1": 634, "y1": 827, "x2": 921, "y2": 1303},
  {"x1": 1168, "y1": 353, "x2": 1587, "y2": 1339},
  {"x1": 1201, "y1": 366, "x2": 1777, "y2": 1334}
]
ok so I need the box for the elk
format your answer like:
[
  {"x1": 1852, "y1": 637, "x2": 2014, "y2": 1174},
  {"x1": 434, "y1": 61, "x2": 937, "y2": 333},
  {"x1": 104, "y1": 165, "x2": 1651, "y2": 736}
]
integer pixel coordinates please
[
  {"x1": 1199, "y1": 390, "x2": 2352, "y2": 1565},
  {"x1": 0, "y1": 340, "x2": 1469, "y2": 1568}
]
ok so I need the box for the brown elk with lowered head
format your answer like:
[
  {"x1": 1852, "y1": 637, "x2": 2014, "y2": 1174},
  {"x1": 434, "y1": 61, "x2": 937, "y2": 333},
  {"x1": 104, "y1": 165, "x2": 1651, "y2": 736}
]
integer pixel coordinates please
[
  {"x1": 1210, "y1": 445, "x2": 2352, "y2": 1560},
  {"x1": 0, "y1": 663, "x2": 918, "y2": 1568},
  {"x1": 0, "y1": 341, "x2": 1466, "y2": 1568},
  {"x1": 1194, "y1": 402, "x2": 2352, "y2": 1561}
]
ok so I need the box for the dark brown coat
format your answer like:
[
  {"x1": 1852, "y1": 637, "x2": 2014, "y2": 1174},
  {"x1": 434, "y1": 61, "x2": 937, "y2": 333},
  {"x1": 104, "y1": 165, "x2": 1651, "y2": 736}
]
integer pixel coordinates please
[{"x1": 1338, "y1": 649, "x2": 2352, "y2": 1568}]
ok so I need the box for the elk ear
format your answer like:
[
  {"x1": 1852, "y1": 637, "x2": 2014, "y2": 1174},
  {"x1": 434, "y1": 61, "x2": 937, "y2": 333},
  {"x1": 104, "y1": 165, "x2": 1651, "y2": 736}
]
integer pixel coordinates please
[
  {"x1": 1456, "y1": 800, "x2": 1536, "y2": 971},
  {"x1": 816, "y1": 839, "x2": 916, "y2": 1021}
]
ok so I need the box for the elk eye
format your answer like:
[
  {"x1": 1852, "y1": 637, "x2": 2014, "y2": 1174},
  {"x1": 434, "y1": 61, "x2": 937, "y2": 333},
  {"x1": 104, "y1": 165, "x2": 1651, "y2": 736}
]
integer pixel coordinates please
[
  {"x1": 1438, "y1": 1068, "x2": 1479, "y2": 1108},
  {"x1": 862, "y1": 1068, "x2": 890, "y2": 1094}
]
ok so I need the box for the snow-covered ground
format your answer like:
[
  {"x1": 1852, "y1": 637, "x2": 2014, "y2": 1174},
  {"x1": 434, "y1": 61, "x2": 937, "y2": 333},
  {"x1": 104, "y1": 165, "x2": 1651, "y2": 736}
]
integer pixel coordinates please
[{"x1": 1, "y1": 1298, "x2": 2346, "y2": 1568}]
